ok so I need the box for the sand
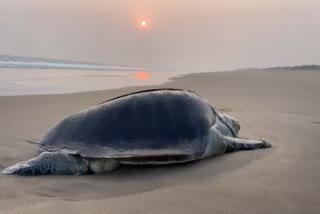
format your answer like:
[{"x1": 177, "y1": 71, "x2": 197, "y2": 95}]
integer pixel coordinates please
[{"x1": 0, "y1": 70, "x2": 319, "y2": 214}]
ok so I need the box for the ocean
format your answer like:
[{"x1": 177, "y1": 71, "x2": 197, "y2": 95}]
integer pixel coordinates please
[{"x1": 0, "y1": 56, "x2": 182, "y2": 96}]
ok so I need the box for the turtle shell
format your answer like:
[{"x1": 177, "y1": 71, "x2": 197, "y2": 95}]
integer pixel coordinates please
[{"x1": 40, "y1": 89, "x2": 216, "y2": 162}]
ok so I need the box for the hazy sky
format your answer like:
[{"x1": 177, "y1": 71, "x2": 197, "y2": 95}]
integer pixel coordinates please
[{"x1": 0, "y1": 0, "x2": 319, "y2": 71}]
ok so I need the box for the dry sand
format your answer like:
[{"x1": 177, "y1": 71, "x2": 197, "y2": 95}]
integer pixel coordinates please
[{"x1": 0, "y1": 70, "x2": 319, "y2": 214}]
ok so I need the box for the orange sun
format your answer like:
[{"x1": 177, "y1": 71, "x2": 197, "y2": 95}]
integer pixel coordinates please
[
  {"x1": 137, "y1": 18, "x2": 150, "y2": 30},
  {"x1": 141, "y1": 20, "x2": 147, "y2": 27}
]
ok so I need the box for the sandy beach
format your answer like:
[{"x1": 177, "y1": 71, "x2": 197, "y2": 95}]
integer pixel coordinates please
[{"x1": 0, "y1": 69, "x2": 319, "y2": 214}]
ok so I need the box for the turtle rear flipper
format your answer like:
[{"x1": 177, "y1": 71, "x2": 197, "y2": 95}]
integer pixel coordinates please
[{"x1": 1, "y1": 152, "x2": 89, "y2": 176}]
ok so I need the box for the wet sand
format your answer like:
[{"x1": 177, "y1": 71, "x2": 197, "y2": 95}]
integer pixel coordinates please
[{"x1": 0, "y1": 70, "x2": 319, "y2": 213}]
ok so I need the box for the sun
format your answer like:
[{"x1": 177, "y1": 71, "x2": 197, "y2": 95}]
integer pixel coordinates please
[
  {"x1": 141, "y1": 20, "x2": 147, "y2": 27},
  {"x1": 137, "y1": 18, "x2": 150, "y2": 30}
]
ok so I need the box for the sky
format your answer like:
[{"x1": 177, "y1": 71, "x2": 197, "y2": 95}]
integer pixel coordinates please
[{"x1": 0, "y1": 0, "x2": 319, "y2": 71}]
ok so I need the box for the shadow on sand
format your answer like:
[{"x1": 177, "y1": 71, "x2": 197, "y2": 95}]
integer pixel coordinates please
[{"x1": 2, "y1": 147, "x2": 275, "y2": 201}]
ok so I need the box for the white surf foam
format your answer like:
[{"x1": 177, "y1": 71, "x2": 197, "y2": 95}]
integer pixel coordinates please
[{"x1": 0, "y1": 55, "x2": 154, "y2": 71}]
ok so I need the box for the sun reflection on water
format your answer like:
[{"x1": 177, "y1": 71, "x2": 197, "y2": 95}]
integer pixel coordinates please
[{"x1": 135, "y1": 71, "x2": 150, "y2": 80}]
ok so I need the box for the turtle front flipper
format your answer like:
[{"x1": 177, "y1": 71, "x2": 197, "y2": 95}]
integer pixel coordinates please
[
  {"x1": 224, "y1": 137, "x2": 271, "y2": 153},
  {"x1": 1, "y1": 152, "x2": 89, "y2": 176}
]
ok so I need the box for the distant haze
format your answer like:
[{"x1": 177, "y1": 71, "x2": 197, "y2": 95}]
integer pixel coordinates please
[{"x1": 0, "y1": 0, "x2": 319, "y2": 71}]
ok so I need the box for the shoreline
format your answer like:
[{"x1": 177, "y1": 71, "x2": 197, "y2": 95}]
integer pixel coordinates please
[
  {"x1": 1, "y1": 68, "x2": 319, "y2": 97},
  {"x1": 0, "y1": 69, "x2": 185, "y2": 96}
]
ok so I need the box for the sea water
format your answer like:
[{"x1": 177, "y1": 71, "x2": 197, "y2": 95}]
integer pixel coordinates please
[
  {"x1": 0, "y1": 56, "x2": 185, "y2": 96},
  {"x1": 0, "y1": 69, "x2": 182, "y2": 96}
]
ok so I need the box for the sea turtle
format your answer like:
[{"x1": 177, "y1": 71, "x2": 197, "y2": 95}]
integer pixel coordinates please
[{"x1": 2, "y1": 88, "x2": 271, "y2": 176}]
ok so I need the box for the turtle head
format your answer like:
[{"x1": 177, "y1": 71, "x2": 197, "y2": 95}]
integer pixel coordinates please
[{"x1": 219, "y1": 114, "x2": 240, "y2": 137}]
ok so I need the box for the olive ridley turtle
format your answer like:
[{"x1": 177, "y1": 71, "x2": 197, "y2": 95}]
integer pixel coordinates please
[{"x1": 2, "y1": 88, "x2": 271, "y2": 176}]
